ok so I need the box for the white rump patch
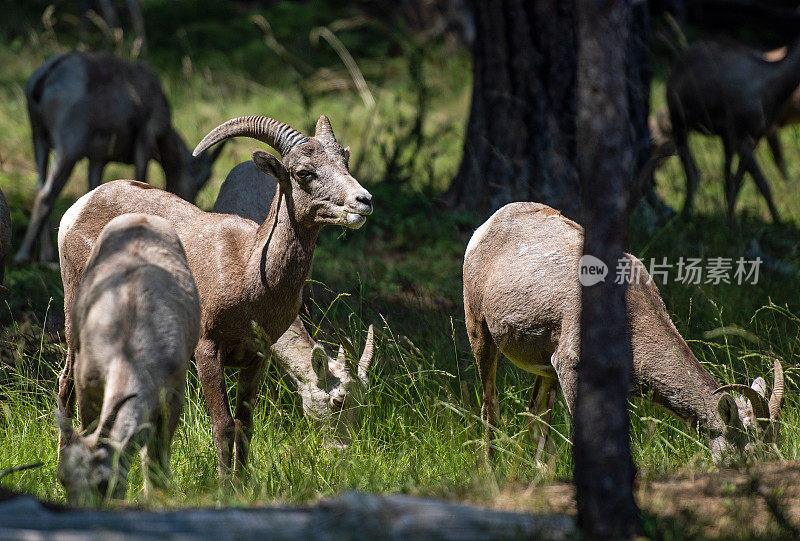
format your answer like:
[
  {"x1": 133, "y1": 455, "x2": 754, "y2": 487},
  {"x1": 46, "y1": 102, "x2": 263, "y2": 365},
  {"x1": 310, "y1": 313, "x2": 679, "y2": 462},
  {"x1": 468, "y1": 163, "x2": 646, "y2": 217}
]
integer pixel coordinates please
[
  {"x1": 465, "y1": 214, "x2": 495, "y2": 256},
  {"x1": 57, "y1": 190, "x2": 94, "y2": 251}
]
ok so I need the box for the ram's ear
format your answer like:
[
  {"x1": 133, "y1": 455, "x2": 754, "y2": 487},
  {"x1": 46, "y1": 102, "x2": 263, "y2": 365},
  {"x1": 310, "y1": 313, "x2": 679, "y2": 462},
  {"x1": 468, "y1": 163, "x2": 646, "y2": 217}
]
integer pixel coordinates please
[
  {"x1": 55, "y1": 407, "x2": 78, "y2": 445},
  {"x1": 343, "y1": 146, "x2": 351, "y2": 166},
  {"x1": 253, "y1": 150, "x2": 289, "y2": 188},
  {"x1": 718, "y1": 393, "x2": 743, "y2": 431},
  {"x1": 311, "y1": 345, "x2": 330, "y2": 385},
  {"x1": 751, "y1": 377, "x2": 767, "y2": 398}
]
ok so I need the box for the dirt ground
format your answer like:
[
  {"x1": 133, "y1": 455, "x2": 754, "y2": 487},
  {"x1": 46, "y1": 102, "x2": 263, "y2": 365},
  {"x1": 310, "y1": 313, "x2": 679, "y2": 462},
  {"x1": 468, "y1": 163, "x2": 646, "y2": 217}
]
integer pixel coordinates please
[{"x1": 487, "y1": 461, "x2": 800, "y2": 539}]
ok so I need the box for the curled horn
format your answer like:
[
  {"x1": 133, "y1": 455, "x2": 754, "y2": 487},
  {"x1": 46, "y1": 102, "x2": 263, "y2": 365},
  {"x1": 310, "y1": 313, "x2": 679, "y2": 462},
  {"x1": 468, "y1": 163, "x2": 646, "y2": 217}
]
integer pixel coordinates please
[
  {"x1": 713, "y1": 384, "x2": 770, "y2": 432},
  {"x1": 315, "y1": 115, "x2": 336, "y2": 141},
  {"x1": 769, "y1": 358, "x2": 784, "y2": 421},
  {"x1": 358, "y1": 324, "x2": 375, "y2": 380},
  {"x1": 193, "y1": 115, "x2": 308, "y2": 157},
  {"x1": 97, "y1": 393, "x2": 137, "y2": 440}
]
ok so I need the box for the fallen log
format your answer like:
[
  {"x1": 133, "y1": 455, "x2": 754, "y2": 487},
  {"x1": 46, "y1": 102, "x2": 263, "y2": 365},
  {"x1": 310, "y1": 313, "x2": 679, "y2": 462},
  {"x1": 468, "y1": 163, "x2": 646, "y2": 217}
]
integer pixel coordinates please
[{"x1": 0, "y1": 491, "x2": 575, "y2": 540}]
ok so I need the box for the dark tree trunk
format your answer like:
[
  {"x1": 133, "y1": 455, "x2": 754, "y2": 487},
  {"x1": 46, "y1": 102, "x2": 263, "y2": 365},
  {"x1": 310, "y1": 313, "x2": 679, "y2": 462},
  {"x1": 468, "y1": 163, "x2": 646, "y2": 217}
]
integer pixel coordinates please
[
  {"x1": 627, "y1": 3, "x2": 657, "y2": 211},
  {"x1": 574, "y1": 1, "x2": 640, "y2": 539},
  {"x1": 445, "y1": 0, "x2": 580, "y2": 220}
]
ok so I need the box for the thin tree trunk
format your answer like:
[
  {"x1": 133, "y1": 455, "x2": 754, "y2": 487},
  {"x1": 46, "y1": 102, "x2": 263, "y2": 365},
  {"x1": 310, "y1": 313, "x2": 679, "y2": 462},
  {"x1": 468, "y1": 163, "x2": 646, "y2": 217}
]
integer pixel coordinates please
[
  {"x1": 574, "y1": 0, "x2": 639, "y2": 538},
  {"x1": 627, "y1": 2, "x2": 659, "y2": 211},
  {"x1": 445, "y1": 0, "x2": 580, "y2": 220}
]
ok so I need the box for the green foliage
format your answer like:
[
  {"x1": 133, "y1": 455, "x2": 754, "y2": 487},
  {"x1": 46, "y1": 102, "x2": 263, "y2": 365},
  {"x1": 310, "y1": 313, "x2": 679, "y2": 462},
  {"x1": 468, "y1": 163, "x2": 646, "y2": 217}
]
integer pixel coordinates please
[{"x1": 0, "y1": 1, "x2": 798, "y2": 520}]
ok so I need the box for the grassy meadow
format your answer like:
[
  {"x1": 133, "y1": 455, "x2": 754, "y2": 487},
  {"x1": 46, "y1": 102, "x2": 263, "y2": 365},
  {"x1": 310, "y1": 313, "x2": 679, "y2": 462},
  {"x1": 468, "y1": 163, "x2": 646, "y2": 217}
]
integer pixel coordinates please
[{"x1": 0, "y1": 0, "x2": 798, "y2": 520}]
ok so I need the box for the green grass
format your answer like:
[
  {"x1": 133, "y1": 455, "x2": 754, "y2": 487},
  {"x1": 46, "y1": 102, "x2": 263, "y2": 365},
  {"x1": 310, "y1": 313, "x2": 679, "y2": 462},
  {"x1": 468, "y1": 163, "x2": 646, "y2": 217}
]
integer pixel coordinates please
[{"x1": 1, "y1": 1, "x2": 799, "y2": 512}]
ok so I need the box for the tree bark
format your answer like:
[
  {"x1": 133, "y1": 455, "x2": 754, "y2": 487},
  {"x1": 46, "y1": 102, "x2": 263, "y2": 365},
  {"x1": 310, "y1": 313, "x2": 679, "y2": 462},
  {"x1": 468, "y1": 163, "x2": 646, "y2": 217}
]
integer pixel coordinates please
[
  {"x1": 574, "y1": 1, "x2": 639, "y2": 539},
  {"x1": 627, "y1": 3, "x2": 658, "y2": 211},
  {"x1": 445, "y1": 0, "x2": 580, "y2": 220}
]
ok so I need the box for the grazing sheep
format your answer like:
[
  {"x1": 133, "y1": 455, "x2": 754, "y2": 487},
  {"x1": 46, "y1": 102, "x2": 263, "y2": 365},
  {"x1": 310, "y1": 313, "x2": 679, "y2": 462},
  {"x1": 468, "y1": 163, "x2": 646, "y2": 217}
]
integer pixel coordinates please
[
  {"x1": 17, "y1": 51, "x2": 225, "y2": 263},
  {"x1": 666, "y1": 39, "x2": 800, "y2": 221},
  {"x1": 58, "y1": 115, "x2": 373, "y2": 477},
  {"x1": 57, "y1": 213, "x2": 200, "y2": 503},
  {"x1": 463, "y1": 202, "x2": 784, "y2": 465},
  {"x1": 270, "y1": 319, "x2": 375, "y2": 444}
]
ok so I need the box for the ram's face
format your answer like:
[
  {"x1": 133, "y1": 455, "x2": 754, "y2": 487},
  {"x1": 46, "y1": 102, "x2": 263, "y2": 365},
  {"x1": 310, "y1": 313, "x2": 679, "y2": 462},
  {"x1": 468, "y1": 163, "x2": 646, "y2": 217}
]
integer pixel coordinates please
[{"x1": 255, "y1": 138, "x2": 373, "y2": 229}]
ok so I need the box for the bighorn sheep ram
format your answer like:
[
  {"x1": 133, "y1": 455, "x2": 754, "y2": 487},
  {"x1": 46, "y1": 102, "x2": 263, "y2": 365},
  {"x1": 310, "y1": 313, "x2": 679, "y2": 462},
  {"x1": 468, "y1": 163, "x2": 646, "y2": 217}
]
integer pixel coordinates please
[
  {"x1": 0, "y1": 188, "x2": 11, "y2": 295},
  {"x1": 57, "y1": 213, "x2": 200, "y2": 504},
  {"x1": 214, "y1": 160, "x2": 375, "y2": 442},
  {"x1": 464, "y1": 203, "x2": 784, "y2": 465},
  {"x1": 58, "y1": 115, "x2": 373, "y2": 477},
  {"x1": 17, "y1": 51, "x2": 225, "y2": 264},
  {"x1": 666, "y1": 39, "x2": 800, "y2": 222}
]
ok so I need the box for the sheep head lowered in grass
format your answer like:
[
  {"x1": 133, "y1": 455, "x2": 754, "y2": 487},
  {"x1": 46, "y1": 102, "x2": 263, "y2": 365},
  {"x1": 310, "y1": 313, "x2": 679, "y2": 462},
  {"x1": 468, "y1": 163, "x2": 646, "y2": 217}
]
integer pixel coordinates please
[{"x1": 268, "y1": 320, "x2": 375, "y2": 445}]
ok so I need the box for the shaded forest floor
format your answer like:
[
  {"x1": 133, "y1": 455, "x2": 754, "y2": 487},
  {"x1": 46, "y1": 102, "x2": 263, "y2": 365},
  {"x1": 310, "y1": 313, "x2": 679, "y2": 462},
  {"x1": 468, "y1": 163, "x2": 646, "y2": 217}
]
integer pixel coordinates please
[{"x1": 488, "y1": 461, "x2": 800, "y2": 539}]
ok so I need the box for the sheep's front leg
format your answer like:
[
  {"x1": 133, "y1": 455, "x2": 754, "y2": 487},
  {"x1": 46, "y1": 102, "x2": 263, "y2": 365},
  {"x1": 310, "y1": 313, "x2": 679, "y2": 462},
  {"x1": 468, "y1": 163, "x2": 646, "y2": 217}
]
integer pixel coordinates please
[
  {"x1": 233, "y1": 356, "x2": 266, "y2": 477},
  {"x1": 196, "y1": 339, "x2": 234, "y2": 480},
  {"x1": 528, "y1": 375, "x2": 558, "y2": 465},
  {"x1": 766, "y1": 129, "x2": 788, "y2": 181},
  {"x1": 738, "y1": 138, "x2": 781, "y2": 222},
  {"x1": 552, "y1": 347, "x2": 578, "y2": 418},
  {"x1": 87, "y1": 160, "x2": 105, "y2": 191},
  {"x1": 57, "y1": 346, "x2": 77, "y2": 455},
  {"x1": 133, "y1": 134, "x2": 153, "y2": 184}
]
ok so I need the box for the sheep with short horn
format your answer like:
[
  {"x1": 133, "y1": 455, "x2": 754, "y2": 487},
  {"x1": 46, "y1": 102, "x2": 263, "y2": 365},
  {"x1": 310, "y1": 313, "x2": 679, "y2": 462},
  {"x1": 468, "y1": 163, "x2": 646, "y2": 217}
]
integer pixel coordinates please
[
  {"x1": 463, "y1": 202, "x2": 784, "y2": 465},
  {"x1": 57, "y1": 214, "x2": 200, "y2": 504},
  {"x1": 664, "y1": 39, "x2": 800, "y2": 222},
  {"x1": 269, "y1": 320, "x2": 375, "y2": 444},
  {"x1": 16, "y1": 51, "x2": 225, "y2": 263},
  {"x1": 58, "y1": 114, "x2": 373, "y2": 478}
]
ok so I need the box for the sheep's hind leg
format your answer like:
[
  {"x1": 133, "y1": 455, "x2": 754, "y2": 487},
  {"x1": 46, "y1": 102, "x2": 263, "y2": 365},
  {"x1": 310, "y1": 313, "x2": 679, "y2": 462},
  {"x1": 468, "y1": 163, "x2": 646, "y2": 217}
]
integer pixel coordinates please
[
  {"x1": 31, "y1": 130, "x2": 53, "y2": 262},
  {"x1": 740, "y1": 139, "x2": 781, "y2": 223},
  {"x1": 676, "y1": 142, "x2": 701, "y2": 219},
  {"x1": 196, "y1": 340, "x2": 235, "y2": 481},
  {"x1": 16, "y1": 150, "x2": 79, "y2": 264},
  {"x1": 468, "y1": 319, "x2": 500, "y2": 464}
]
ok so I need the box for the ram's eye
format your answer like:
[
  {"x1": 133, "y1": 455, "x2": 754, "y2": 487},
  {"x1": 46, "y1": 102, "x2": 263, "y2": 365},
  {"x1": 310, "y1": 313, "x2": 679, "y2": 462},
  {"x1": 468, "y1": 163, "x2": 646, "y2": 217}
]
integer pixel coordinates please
[{"x1": 296, "y1": 170, "x2": 314, "y2": 181}]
